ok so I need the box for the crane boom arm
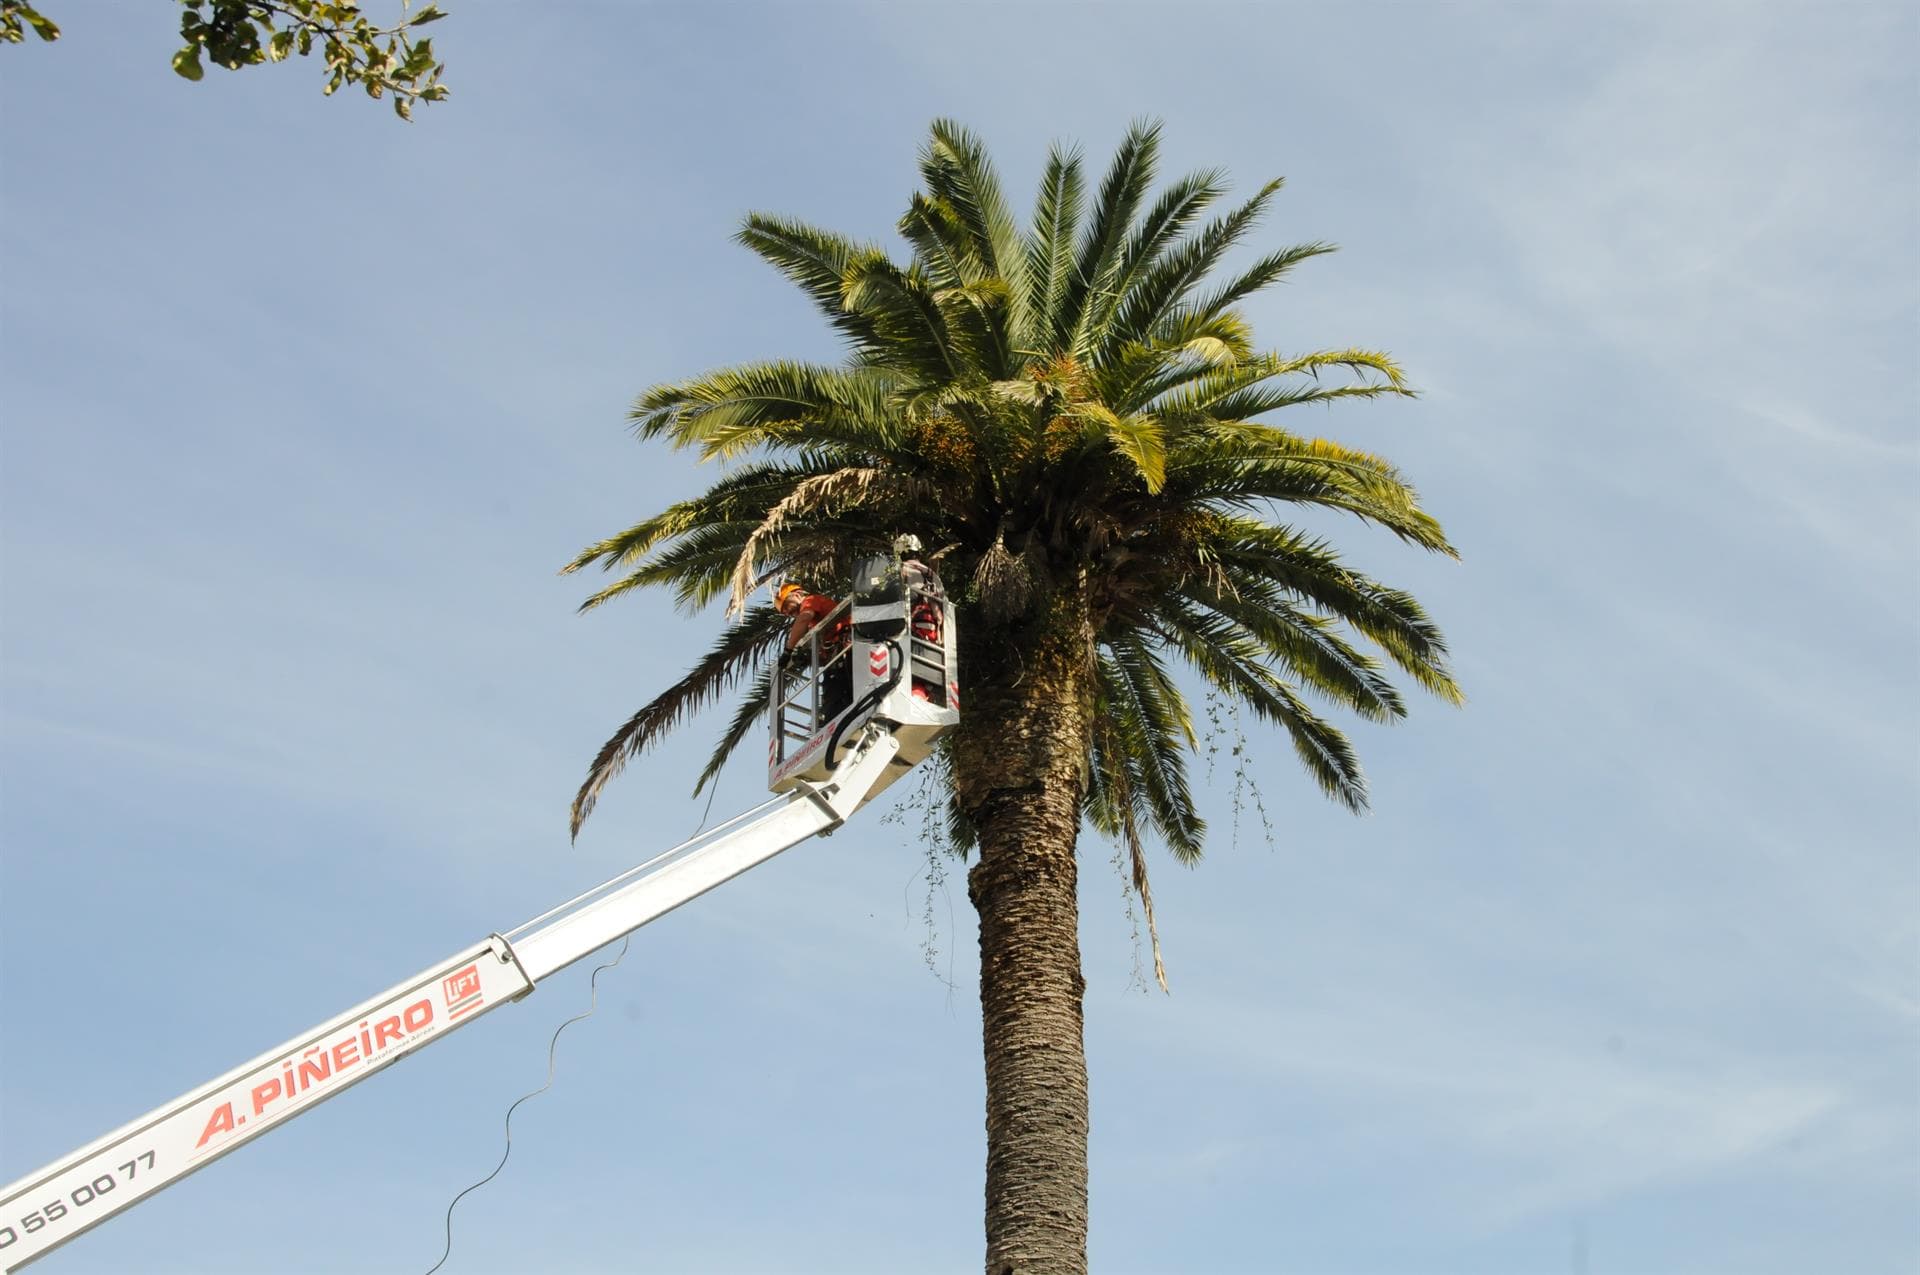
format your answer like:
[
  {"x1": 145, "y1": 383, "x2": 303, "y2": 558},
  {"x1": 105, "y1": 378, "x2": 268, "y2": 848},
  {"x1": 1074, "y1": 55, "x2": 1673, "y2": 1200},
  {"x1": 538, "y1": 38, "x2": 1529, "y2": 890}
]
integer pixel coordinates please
[{"x1": 0, "y1": 728, "x2": 903, "y2": 1271}]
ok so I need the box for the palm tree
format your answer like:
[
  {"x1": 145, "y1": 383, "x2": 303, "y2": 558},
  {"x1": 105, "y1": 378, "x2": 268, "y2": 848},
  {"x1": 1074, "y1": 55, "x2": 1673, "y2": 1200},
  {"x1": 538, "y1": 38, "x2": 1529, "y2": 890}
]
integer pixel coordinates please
[{"x1": 564, "y1": 119, "x2": 1460, "y2": 1275}]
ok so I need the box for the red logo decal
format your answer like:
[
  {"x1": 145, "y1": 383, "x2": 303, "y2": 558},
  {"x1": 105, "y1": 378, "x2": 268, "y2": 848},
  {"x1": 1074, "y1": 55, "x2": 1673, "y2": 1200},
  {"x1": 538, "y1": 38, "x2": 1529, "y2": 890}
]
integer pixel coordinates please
[
  {"x1": 869, "y1": 645, "x2": 889, "y2": 676},
  {"x1": 443, "y1": 964, "x2": 483, "y2": 1019}
]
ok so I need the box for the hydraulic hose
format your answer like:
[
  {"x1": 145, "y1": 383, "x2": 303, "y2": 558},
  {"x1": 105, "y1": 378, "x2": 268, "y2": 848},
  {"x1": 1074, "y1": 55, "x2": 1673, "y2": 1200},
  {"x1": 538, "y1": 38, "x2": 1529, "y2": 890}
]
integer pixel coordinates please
[{"x1": 825, "y1": 640, "x2": 903, "y2": 770}]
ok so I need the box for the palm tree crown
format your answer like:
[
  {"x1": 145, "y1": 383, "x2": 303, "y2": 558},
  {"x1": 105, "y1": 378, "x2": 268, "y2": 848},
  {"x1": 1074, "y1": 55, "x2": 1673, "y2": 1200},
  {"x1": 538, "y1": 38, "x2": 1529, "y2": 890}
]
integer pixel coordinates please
[{"x1": 567, "y1": 116, "x2": 1458, "y2": 868}]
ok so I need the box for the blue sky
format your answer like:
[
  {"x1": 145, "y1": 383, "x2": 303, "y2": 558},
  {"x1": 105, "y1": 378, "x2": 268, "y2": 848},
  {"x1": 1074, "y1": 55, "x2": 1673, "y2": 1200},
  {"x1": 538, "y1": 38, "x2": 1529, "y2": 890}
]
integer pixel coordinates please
[{"x1": 2, "y1": 3, "x2": 1914, "y2": 1273}]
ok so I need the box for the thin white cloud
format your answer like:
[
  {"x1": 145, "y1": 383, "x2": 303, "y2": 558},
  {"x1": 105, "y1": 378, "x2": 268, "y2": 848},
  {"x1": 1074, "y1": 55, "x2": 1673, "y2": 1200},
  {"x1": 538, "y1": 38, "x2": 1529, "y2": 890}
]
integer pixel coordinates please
[{"x1": 1151, "y1": 986, "x2": 1874, "y2": 1227}]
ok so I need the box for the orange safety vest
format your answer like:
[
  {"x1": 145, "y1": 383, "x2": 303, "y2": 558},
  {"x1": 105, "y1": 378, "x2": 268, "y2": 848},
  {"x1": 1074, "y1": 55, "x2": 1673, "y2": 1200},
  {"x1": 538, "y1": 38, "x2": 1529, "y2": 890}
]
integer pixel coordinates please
[{"x1": 793, "y1": 594, "x2": 850, "y2": 654}]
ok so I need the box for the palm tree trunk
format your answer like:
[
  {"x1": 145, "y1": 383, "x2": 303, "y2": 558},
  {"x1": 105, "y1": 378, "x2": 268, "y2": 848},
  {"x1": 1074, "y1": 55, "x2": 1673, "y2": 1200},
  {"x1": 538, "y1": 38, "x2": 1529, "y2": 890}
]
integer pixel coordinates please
[{"x1": 954, "y1": 603, "x2": 1095, "y2": 1275}]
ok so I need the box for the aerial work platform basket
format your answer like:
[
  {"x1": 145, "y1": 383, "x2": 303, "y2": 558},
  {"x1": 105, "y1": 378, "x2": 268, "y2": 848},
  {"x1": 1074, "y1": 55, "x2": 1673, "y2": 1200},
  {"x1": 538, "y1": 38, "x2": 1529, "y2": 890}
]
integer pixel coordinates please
[{"x1": 768, "y1": 546, "x2": 959, "y2": 808}]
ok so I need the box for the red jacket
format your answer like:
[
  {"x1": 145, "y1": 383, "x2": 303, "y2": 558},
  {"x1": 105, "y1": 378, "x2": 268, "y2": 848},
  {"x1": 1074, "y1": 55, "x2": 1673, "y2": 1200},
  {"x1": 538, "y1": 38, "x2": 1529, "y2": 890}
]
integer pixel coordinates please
[{"x1": 786, "y1": 594, "x2": 848, "y2": 653}]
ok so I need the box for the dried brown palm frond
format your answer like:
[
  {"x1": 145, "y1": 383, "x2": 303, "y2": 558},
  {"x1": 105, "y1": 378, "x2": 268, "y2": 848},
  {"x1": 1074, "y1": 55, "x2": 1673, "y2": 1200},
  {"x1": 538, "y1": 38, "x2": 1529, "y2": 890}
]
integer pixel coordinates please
[
  {"x1": 1091, "y1": 706, "x2": 1169, "y2": 992},
  {"x1": 725, "y1": 468, "x2": 934, "y2": 616},
  {"x1": 1126, "y1": 812, "x2": 1169, "y2": 993},
  {"x1": 972, "y1": 530, "x2": 1032, "y2": 623}
]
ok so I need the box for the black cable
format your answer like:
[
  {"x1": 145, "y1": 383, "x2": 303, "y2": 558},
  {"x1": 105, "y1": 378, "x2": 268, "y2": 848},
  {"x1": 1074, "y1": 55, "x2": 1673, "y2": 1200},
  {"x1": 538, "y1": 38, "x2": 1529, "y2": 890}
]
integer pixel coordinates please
[
  {"x1": 422, "y1": 933, "x2": 630, "y2": 1275},
  {"x1": 422, "y1": 790, "x2": 722, "y2": 1274},
  {"x1": 824, "y1": 640, "x2": 903, "y2": 769}
]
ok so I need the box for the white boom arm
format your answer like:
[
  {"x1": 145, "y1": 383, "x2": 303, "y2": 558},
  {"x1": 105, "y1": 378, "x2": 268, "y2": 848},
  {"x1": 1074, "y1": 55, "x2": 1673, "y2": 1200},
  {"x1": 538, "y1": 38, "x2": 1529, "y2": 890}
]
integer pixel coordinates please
[{"x1": 0, "y1": 727, "x2": 904, "y2": 1271}]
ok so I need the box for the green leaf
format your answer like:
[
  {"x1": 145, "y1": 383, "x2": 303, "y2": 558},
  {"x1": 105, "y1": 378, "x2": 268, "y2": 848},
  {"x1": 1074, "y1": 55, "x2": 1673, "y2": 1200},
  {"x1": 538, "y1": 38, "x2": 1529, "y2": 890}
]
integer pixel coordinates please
[
  {"x1": 171, "y1": 46, "x2": 204, "y2": 81},
  {"x1": 0, "y1": 1, "x2": 61, "y2": 42},
  {"x1": 268, "y1": 30, "x2": 294, "y2": 62},
  {"x1": 411, "y1": 4, "x2": 446, "y2": 25},
  {"x1": 401, "y1": 38, "x2": 434, "y2": 78}
]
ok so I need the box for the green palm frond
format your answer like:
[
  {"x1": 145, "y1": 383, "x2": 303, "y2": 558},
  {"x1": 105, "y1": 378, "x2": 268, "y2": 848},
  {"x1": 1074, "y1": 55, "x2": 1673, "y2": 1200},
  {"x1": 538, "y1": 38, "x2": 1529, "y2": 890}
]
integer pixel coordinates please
[
  {"x1": 922, "y1": 120, "x2": 1030, "y2": 315},
  {"x1": 1078, "y1": 167, "x2": 1228, "y2": 351},
  {"x1": 1068, "y1": 402, "x2": 1166, "y2": 494},
  {"x1": 1268, "y1": 680, "x2": 1371, "y2": 812},
  {"x1": 1096, "y1": 313, "x2": 1253, "y2": 415},
  {"x1": 1151, "y1": 600, "x2": 1370, "y2": 811},
  {"x1": 693, "y1": 666, "x2": 778, "y2": 797},
  {"x1": 1164, "y1": 439, "x2": 1456, "y2": 557},
  {"x1": 1202, "y1": 522, "x2": 1462, "y2": 703},
  {"x1": 900, "y1": 192, "x2": 977, "y2": 290},
  {"x1": 572, "y1": 520, "x2": 756, "y2": 614},
  {"x1": 1021, "y1": 141, "x2": 1084, "y2": 351},
  {"x1": 1186, "y1": 239, "x2": 1337, "y2": 325},
  {"x1": 1101, "y1": 632, "x2": 1203, "y2": 859},
  {"x1": 561, "y1": 458, "x2": 863, "y2": 581},
  {"x1": 1103, "y1": 178, "x2": 1284, "y2": 355},
  {"x1": 1155, "y1": 348, "x2": 1410, "y2": 416},
  {"x1": 632, "y1": 361, "x2": 906, "y2": 462},
  {"x1": 1179, "y1": 580, "x2": 1406, "y2": 723},
  {"x1": 569, "y1": 605, "x2": 786, "y2": 837},
  {"x1": 1063, "y1": 119, "x2": 1161, "y2": 355},
  {"x1": 734, "y1": 214, "x2": 882, "y2": 348}
]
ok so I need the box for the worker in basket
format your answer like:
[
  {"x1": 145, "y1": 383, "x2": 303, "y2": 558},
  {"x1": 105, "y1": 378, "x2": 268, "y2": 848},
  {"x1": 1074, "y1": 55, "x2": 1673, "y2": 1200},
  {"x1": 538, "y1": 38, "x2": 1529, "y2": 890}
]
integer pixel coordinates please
[
  {"x1": 776, "y1": 581, "x2": 852, "y2": 722},
  {"x1": 893, "y1": 537, "x2": 946, "y2": 702}
]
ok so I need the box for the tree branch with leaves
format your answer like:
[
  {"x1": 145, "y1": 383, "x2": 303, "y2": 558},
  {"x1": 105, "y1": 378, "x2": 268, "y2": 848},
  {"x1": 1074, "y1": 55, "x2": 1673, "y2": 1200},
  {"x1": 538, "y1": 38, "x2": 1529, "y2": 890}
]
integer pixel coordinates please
[{"x1": 1, "y1": 0, "x2": 449, "y2": 120}]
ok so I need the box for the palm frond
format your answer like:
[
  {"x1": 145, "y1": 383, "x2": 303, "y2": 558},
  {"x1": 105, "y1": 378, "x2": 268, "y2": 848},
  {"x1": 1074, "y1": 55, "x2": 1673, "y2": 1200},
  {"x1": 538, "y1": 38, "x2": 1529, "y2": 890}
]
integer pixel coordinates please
[
  {"x1": 573, "y1": 519, "x2": 755, "y2": 614},
  {"x1": 692, "y1": 666, "x2": 778, "y2": 796},
  {"x1": 1166, "y1": 441, "x2": 1457, "y2": 557},
  {"x1": 1078, "y1": 167, "x2": 1227, "y2": 353},
  {"x1": 1156, "y1": 347, "x2": 1410, "y2": 418},
  {"x1": 1199, "y1": 520, "x2": 1463, "y2": 703},
  {"x1": 726, "y1": 467, "x2": 934, "y2": 614},
  {"x1": 1099, "y1": 311, "x2": 1254, "y2": 414},
  {"x1": 1104, "y1": 178, "x2": 1284, "y2": 355},
  {"x1": 1186, "y1": 239, "x2": 1337, "y2": 324},
  {"x1": 1069, "y1": 402, "x2": 1165, "y2": 494},
  {"x1": 570, "y1": 606, "x2": 785, "y2": 837},
  {"x1": 1176, "y1": 581, "x2": 1406, "y2": 723},
  {"x1": 1021, "y1": 141, "x2": 1084, "y2": 352},
  {"x1": 923, "y1": 119, "x2": 1030, "y2": 316},
  {"x1": 1150, "y1": 601, "x2": 1369, "y2": 811},
  {"x1": 1086, "y1": 692, "x2": 1171, "y2": 991},
  {"x1": 561, "y1": 458, "x2": 862, "y2": 580},
  {"x1": 734, "y1": 213, "x2": 882, "y2": 347},
  {"x1": 1102, "y1": 631, "x2": 1204, "y2": 859},
  {"x1": 1090, "y1": 656, "x2": 1175, "y2": 998},
  {"x1": 841, "y1": 253, "x2": 965, "y2": 383},
  {"x1": 900, "y1": 192, "x2": 976, "y2": 290},
  {"x1": 1063, "y1": 119, "x2": 1161, "y2": 354},
  {"x1": 631, "y1": 361, "x2": 904, "y2": 461}
]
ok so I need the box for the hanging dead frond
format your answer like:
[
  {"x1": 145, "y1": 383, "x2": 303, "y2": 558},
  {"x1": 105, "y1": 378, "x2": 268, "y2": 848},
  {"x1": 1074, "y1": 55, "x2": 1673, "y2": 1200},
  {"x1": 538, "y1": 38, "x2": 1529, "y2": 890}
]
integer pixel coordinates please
[
  {"x1": 1125, "y1": 810, "x2": 1169, "y2": 993},
  {"x1": 725, "y1": 468, "x2": 933, "y2": 615},
  {"x1": 972, "y1": 530, "x2": 1033, "y2": 623},
  {"x1": 1091, "y1": 701, "x2": 1170, "y2": 993}
]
